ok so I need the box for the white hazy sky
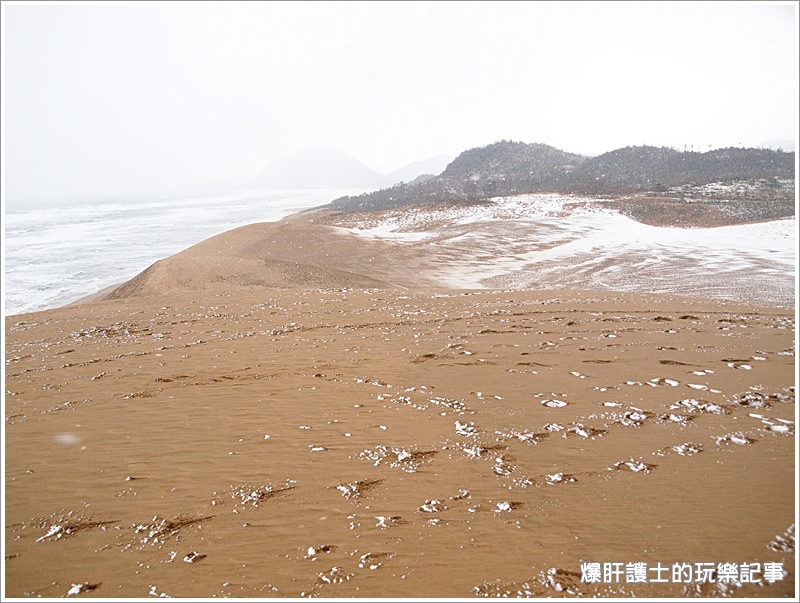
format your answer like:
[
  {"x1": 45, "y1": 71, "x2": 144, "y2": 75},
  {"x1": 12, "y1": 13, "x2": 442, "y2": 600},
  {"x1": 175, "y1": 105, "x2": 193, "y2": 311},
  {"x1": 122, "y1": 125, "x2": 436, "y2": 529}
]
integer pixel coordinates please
[{"x1": 2, "y1": 0, "x2": 797, "y2": 205}]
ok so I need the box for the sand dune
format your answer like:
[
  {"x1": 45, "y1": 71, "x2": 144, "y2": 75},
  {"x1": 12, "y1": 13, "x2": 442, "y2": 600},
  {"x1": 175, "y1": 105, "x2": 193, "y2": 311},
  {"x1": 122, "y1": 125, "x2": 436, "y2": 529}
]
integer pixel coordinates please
[
  {"x1": 101, "y1": 219, "x2": 419, "y2": 298},
  {"x1": 3, "y1": 197, "x2": 796, "y2": 598}
]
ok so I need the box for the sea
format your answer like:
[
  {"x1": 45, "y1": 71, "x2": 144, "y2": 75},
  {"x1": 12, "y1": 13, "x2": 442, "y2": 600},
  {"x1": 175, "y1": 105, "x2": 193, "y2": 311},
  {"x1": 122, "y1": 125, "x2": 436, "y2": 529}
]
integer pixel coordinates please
[{"x1": 3, "y1": 189, "x2": 362, "y2": 316}]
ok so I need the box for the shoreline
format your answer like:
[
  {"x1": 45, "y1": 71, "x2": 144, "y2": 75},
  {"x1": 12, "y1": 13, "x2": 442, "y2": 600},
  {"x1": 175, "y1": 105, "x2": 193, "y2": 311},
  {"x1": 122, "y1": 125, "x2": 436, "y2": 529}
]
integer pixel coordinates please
[
  {"x1": 43, "y1": 200, "x2": 799, "y2": 315},
  {"x1": 6, "y1": 189, "x2": 796, "y2": 317}
]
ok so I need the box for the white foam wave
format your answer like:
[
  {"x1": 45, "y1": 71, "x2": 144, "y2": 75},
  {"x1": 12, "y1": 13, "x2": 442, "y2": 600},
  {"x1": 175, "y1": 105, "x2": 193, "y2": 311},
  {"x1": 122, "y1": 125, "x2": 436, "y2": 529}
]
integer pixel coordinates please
[{"x1": 4, "y1": 189, "x2": 361, "y2": 315}]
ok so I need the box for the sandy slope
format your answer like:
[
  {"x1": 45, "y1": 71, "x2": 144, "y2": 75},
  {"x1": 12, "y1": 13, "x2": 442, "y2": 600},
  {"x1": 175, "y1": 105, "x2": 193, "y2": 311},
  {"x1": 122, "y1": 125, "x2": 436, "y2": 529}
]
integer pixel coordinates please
[
  {"x1": 101, "y1": 219, "x2": 425, "y2": 297},
  {"x1": 3, "y1": 197, "x2": 797, "y2": 598}
]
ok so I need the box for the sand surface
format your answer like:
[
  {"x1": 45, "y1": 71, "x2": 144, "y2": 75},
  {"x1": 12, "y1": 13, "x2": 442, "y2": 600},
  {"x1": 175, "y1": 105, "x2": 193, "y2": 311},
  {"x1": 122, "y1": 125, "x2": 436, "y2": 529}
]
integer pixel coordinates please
[{"x1": 3, "y1": 198, "x2": 797, "y2": 598}]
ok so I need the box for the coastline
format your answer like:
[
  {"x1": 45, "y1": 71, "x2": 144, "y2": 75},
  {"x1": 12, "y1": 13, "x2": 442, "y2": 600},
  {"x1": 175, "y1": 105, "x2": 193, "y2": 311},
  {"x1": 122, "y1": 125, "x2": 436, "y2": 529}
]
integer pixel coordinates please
[
  {"x1": 8, "y1": 191, "x2": 796, "y2": 317},
  {"x1": 79, "y1": 199, "x2": 798, "y2": 311}
]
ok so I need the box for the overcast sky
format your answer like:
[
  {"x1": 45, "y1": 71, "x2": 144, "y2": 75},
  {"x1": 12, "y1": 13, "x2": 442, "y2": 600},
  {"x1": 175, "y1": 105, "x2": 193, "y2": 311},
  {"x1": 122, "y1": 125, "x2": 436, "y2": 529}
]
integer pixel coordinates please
[{"x1": 2, "y1": 1, "x2": 797, "y2": 205}]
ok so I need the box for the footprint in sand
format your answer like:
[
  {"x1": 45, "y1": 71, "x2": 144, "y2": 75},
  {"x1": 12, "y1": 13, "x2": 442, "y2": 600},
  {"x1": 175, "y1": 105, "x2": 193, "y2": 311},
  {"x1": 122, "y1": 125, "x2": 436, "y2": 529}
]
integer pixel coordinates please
[
  {"x1": 493, "y1": 454, "x2": 516, "y2": 476},
  {"x1": 611, "y1": 459, "x2": 657, "y2": 474},
  {"x1": 183, "y1": 551, "x2": 206, "y2": 563},
  {"x1": 224, "y1": 483, "x2": 297, "y2": 509},
  {"x1": 334, "y1": 479, "x2": 383, "y2": 501},
  {"x1": 454, "y1": 420, "x2": 478, "y2": 437},
  {"x1": 670, "y1": 399, "x2": 730, "y2": 414},
  {"x1": 358, "y1": 551, "x2": 395, "y2": 570},
  {"x1": 563, "y1": 423, "x2": 607, "y2": 439},
  {"x1": 459, "y1": 442, "x2": 507, "y2": 460},
  {"x1": 648, "y1": 377, "x2": 680, "y2": 387},
  {"x1": 734, "y1": 389, "x2": 794, "y2": 408},
  {"x1": 713, "y1": 432, "x2": 756, "y2": 446},
  {"x1": 686, "y1": 383, "x2": 721, "y2": 393},
  {"x1": 36, "y1": 515, "x2": 119, "y2": 543},
  {"x1": 493, "y1": 501, "x2": 523, "y2": 513},
  {"x1": 317, "y1": 566, "x2": 353, "y2": 585},
  {"x1": 66, "y1": 583, "x2": 100, "y2": 596},
  {"x1": 723, "y1": 358, "x2": 754, "y2": 370},
  {"x1": 541, "y1": 399, "x2": 568, "y2": 408},
  {"x1": 494, "y1": 429, "x2": 549, "y2": 445},
  {"x1": 616, "y1": 409, "x2": 648, "y2": 427},
  {"x1": 418, "y1": 499, "x2": 447, "y2": 513},
  {"x1": 543, "y1": 472, "x2": 578, "y2": 485},
  {"x1": 763, "y1": 422, "x2": 793, "y2": 435},
  {"x1": 656, "y1": 412, "x2": 695, "y2": 425},
  {"x1": 767, "y1": 524, "x2": 795, "y2": 553},
  {"x1": 374, "y1": 515, "x2": 406, "y2": 529},
  {"x1": 133, "y1": 514, "x2": 214, "y2": 546},
  {"x1": 303, "y1": 544, "x2": 336, "y2": 560},
  {"x1": 357, "y1": 445, "x2": 437, "y2": 472},
  {"x1": 653, "y1": 442, "x2": 703, "y2": 457}
]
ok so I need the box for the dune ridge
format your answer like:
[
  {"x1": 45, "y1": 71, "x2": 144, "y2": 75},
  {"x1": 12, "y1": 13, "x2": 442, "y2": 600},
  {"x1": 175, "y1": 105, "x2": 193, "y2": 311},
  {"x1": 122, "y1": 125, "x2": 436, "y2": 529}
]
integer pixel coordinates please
[{"x1": 100, "y1": 219, "x2": 433, "y2": 300}]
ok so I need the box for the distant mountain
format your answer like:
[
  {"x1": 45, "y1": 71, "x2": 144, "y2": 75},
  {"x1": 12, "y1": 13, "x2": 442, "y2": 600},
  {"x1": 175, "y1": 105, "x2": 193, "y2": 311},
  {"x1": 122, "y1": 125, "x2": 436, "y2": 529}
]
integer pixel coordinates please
[
  {"x1": 244, "y1": 148, "x2": 391, "y2": 189},
  {"x1": 759, "y1": 139, "x2": 795, "y2": 152},
  {"x1": 439, "y1": 141, "x2": 584, "y2": 193},
  {"x1": 329, "y1": 141, "x2": 585, "y2": 211},
  {"x1": 329, "y1": 141, "x2": 795, "y2": 212},
  {"x1": 577, "y1": 146, "x2": 796, "y2": 194},
  {"x1": 388, "y1": 155, "x2": 453, "y2": 185},
  {"x1": 236, "y1": 149, "x2": 454, "y2": 190}
]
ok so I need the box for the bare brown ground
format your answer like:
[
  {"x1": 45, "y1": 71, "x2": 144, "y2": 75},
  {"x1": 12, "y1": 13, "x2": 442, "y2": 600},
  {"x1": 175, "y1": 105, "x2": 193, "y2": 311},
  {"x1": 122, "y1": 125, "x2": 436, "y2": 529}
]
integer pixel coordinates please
[
  {"x1": 4, "y1": 286, "x2": 795, "y2": 598},
  {"x1": 4, "y1": 205, "x2": 797, "y2": 598}
]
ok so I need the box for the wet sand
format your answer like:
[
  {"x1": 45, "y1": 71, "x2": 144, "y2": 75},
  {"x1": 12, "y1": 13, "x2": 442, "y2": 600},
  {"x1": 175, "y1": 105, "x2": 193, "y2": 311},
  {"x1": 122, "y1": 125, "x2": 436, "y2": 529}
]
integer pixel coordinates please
[{"x1": 3, "y1": 202, "x2": 796, "y2": 598}]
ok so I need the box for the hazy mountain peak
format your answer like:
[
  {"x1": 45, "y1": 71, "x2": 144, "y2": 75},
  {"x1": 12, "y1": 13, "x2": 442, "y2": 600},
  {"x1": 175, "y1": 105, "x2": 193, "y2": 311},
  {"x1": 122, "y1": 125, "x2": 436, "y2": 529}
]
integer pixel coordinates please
[
  {"x1": 238, "y1": 148, "x2": 454, "y2": 190},
  {"x1": 388, "y1": 155, "x2": 453, "y2": 184},
  {"x1": 246, "y1": 148, "x2": 391, "y2": 189}
]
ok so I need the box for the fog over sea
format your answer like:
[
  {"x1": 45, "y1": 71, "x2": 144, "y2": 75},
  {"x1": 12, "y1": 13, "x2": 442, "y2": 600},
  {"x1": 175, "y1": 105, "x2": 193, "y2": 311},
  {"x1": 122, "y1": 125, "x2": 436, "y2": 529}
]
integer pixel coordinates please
[{"x1": 3, "y1": 189, "x2": 360, "y2": 316}]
